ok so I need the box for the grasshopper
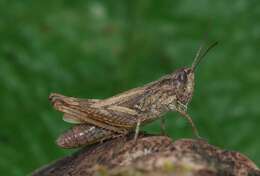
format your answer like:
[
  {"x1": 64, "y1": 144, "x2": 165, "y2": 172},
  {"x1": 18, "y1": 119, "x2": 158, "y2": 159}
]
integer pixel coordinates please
[{"x1": 50, "y1": 42, "x2": 217, "y2": 148}]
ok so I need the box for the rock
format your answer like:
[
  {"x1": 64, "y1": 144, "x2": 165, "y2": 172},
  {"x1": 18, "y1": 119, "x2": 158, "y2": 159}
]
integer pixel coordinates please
[{"x1": 31, "y1": 134, "x2": 260, "y2": 176}]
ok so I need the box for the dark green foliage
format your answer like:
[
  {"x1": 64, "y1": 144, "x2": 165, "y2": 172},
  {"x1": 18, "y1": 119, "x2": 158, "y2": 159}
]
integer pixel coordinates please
[{"x1": 0, "y1": 0, "x2": 260, "y2": 175}]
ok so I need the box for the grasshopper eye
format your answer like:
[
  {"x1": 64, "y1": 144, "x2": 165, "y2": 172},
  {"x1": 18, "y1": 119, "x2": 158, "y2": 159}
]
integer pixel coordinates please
[{"x1": 177, "y1": 71, "x2": 187, "y2": 83}]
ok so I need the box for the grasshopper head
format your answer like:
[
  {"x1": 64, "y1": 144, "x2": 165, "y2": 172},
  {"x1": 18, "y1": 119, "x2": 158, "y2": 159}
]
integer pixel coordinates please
[
  {"x1": 172, "y1": 41, "x2": 217, "y2": 106},
  {"x1": 172, "y1": 67, "x2": 195, "y2": 106}
]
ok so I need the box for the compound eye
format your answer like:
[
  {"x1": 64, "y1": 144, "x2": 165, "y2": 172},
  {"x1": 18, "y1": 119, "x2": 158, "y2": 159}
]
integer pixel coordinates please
[{"x1": 177, "y1": 71, "x2": 187, "y2": 83}]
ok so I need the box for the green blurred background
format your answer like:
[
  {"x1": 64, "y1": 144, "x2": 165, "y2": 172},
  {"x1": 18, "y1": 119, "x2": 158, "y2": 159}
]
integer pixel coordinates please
[{"x1": 1, "y1": 0, "x2": 260, "y2": 175}]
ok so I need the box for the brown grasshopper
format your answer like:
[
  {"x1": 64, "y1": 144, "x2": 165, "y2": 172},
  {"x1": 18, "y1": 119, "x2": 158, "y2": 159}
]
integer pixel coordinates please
[{"x1": 50, "y1": 42, "x2": 217, "y2": 148}]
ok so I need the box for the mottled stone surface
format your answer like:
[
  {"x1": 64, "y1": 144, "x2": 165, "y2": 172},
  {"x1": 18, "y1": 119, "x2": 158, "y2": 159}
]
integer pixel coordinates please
[{"x1": 32, "y1": 134, "x2": 260, "y2": 176}]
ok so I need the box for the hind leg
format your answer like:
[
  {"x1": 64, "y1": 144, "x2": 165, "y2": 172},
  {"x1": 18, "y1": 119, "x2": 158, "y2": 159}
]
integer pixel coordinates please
[
  {"x1": 160, "y1": 117, "x2": 166, "y2": 135},
  {"x1": 134, "y1": 119, "x2": 141, "y2": 142}
]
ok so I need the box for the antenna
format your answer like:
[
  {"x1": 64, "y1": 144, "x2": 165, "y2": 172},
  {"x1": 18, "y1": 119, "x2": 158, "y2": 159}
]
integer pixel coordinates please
[{"x1": 191, "y1": 41, "x2": 218, "y2": 71}]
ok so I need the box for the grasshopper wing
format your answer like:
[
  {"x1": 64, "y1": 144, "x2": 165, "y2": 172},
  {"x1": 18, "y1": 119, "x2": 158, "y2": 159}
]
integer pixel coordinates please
[
  {"x1": 49, "y1": 93, "x2": 133, "y2": 133},
  {"x1": 49, "y1": 77, "x2": 170, "y2": 132},
  {"x1": 49, "y1": 87, "x2": 148, "y2": 131}
]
